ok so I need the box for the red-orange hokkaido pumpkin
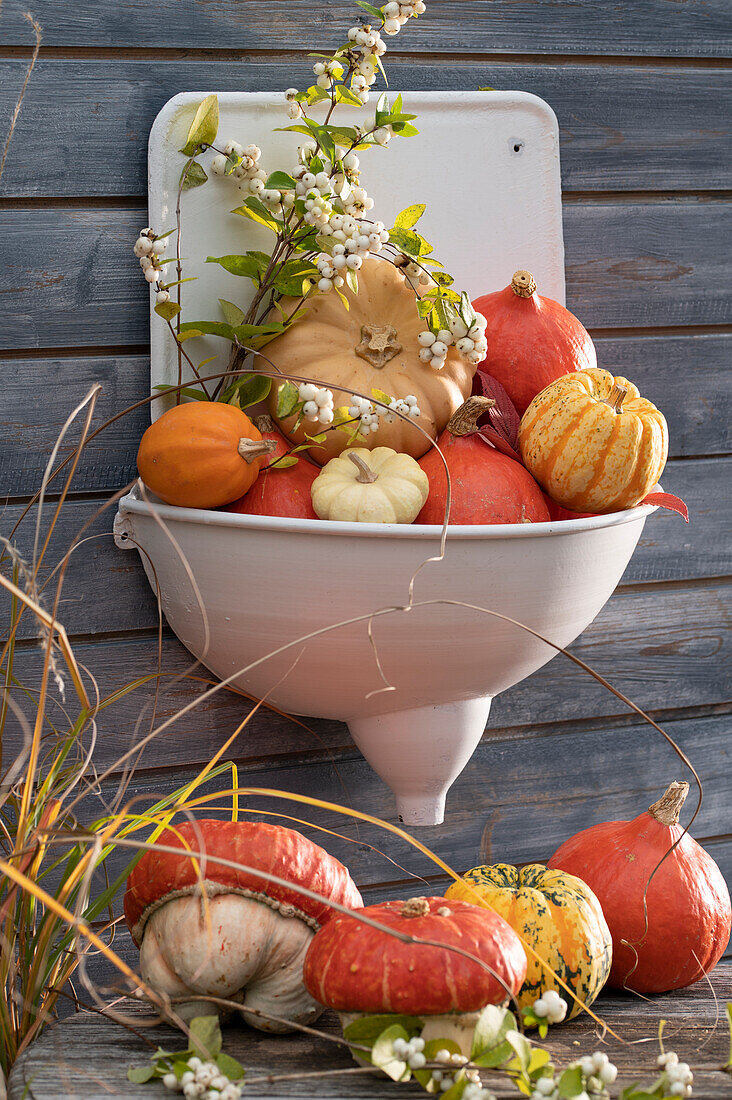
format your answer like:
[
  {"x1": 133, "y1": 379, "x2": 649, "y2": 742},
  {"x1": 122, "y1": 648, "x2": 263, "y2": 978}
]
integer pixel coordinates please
[
  {"x1": 473, "y1": 270, "x2": 596, "y2": 416},
  {"x1": 137, "y1": 401, "x2": 274, "y2": 509},
  {"x1": 417, "y1": 397, "x2": 550, "y2": 525},
  {"x1": 227, "y1": 416, "x2": 318, "y2": 520},
  {"x1": 549, "y1": 782, "x2": 732, "y2": 992}
]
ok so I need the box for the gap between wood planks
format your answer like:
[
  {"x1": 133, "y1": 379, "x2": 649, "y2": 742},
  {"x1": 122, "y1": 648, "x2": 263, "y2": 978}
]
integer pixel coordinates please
[
  {"x1": 2, "y1": 192, "x2": 731, "y2": 210},
  {"x1": 1, "y1": 45, "x2": 731, "y2": 68}
]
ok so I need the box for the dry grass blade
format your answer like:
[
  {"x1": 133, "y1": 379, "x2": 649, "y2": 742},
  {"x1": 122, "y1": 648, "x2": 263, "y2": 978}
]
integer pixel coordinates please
[{"x1": 0, "y1": 11, "x2": 41, "y2": 185}]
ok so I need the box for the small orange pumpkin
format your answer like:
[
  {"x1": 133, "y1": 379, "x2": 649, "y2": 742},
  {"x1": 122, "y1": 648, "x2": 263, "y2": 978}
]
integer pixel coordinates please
[
  {"x1": 137, "y1": 401, "x2": 275, "y2": 509},
  {"x1": 518, "y1": 368, "x2": 668, "y2": 513}
]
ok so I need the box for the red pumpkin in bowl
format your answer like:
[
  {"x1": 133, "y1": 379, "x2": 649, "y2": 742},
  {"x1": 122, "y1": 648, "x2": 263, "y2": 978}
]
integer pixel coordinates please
[
  {"x1": 416, "y1": 397, "x2": 550, "y2": 525},
  {"x1": 549, "y1": 782, "x2": 732, "y2": 992},
  {"x1": 473, "y1": 270, "x2": 596, "y2": 416},
  {"x1": 227, "y1": 416, "x2": 318, "y2": 520}
]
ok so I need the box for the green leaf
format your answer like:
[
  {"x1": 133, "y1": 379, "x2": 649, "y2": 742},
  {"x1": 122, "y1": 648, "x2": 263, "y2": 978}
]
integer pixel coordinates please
[
  {"x1": 528, "y1": 1048, "x2": 552, "y2": 1077},
  {"x1": 387, "y1": 226, "x2": 422, "y2": 256},
  {"x1": 470, "y1": 1005, "x2": 515, "y2": 1067},
  {"x1": 188, "y1": 1016, "x2": 222, "y2": 1060},
  {"x1": 394, "y1": 203, "x2": 426, "y2": 230},
  {"x1": 417, "y1": 297, "x2": 435, "y2": 318},
  {"x1": 371, "y1": 1025, "x2": 411, "y2": 1082},
  {"x1": 725, "y1": 1003, "x2": 732, "y2": 1071},
  {"x1": 179, "y1": 320, "x2": 235, "y2": 340},
  {"x1": 265, "y1": 171, "x2": 297, "y2": 191},
  {"x1": 154, "y1": 300, "x2": 182, "y2": 322},
  {"x1": 181, "y1": 160, "x2": 208, "y2": 190},
  {"x1": 181, "y1": 94, "x2": 219, "y2": 155},
  {"x1": 356, "y1": 1, "x2": 384, "y2": 17},
  {"x1": 273, "y1": 258, "x2": 320, "y2": 298},
  {"x1": 346, "y1": 269, "x2": 359, "y2": 296},
  {"x1": 219, "y1": 298, "x2": 246, "y2": 326},
  {"x1": 127, "y1": 1065, "x2": 156, "y2": 1083},
  {"x1": 270, "y1": 455, "x2": 298, "y2": 469},
  {"x1": 276, "y1": 380, "x2": 300, "y2": 420},
  {"x1": 391, "y1": 121, "x2": 420, "y2": 136},
  {"x1": 557, "y1": 1065, "x2": 585, "y2": 1098},
  {"x1": 224, "y1": 373, "x2": 272, "y2": 410},
  {"x1": 371, "y1": 388, "x2": 392, "y2": 407},
  {"x1": 335, "y1": 286, "x2": 350, "y2": 311},
  {"x1": 336, "y1": 85, "x2": 367, "y2": 108},
  {"x1": 231, "y1": 197, "x2": 281, "y2": 234},
  {"x1": 216, "y1": 1052, "x2": 245, "y2": 1080},
  {"x1": 206, "y1": 253, "x2": 267, "y2": 280}
]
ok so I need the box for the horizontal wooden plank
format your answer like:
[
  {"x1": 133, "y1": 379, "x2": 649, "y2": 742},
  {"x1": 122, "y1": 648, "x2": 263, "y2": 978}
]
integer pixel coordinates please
[
  {"x1": 0, "y1": 61, "x2": 729, "y2": 196},
  {"x1": 1, "y1": 204, "x2": 729, "y2": 351},
  {"x1": 3, "y1": 335, "x2": 728, "y2": 497},
  {"x1": 4, "y1": 584, "x2": 730, "y2": 776},
  {"x1": 10, "y1": 967, "x2": 732, "y2": 1100},
  {"x1": 1, "y1": 355, "x2": 150, "y2": 497},
  {"x1": 2, "y1": 457, "x2": 727, "y2": 640},
  {"x1": 2, "y1": 1, "x2": 730, "y2": 57}
]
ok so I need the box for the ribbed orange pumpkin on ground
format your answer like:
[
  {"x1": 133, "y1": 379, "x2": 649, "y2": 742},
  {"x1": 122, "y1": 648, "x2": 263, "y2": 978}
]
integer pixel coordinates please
[
  {"x1": 519, "y1": 368, "x2": 668, "y2": 513},
  {"x1": 137, "y1": 401, "x2": 275, "y2": 509},
  {"x1": 227, "y1": 415, "x2": 318, "y2": 519},
  {"x1": 260, "y1": 259, "x2": 476, "y2": 464},
  {"x1": 124, "y1": 819, "x2": 363, "y2": 1032},
  {"x1": 417, "y1": 397, "x2": 550, "y2": 524},
  {"x1": 472, "y1": 270, "x2": 596, "y2": 416},
  {"x1": 549, "y1": 782, "x2": 732, "y2": 993}
]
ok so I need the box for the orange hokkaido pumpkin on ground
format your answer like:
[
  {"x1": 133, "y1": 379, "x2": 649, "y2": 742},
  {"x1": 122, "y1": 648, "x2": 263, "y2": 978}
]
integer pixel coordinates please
[
  {"x1": 519, "y1": 368, "x2": 668, "y2": 513},
  {"x1": 259, "y1": 259, "x2": 475, "y2": 464},
  {"x1": 417, "y1": 397, "x2": 550, "y2": 524},
  {"x1": 227, "y1": 416, "x2": 318, "y2": 520},
  {"x1": 472, "y1": 270, "x2": 596, "y2": 416},
  {"x1": 137, "y1": 401, "x2": 274, "y2": 509}
]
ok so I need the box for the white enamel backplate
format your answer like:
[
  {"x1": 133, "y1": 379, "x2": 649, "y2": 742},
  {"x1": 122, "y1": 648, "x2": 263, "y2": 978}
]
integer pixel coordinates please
[{"x1": 147, "y1": 90, "x2": 564, "y2": 411}]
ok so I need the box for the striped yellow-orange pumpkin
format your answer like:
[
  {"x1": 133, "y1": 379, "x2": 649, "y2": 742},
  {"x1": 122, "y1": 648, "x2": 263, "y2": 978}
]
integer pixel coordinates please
[
  {"x1": 445, "y1": 863, "x2": 612, "y2": 1019},
  {"x1": 518, "y1": 368, "x2": 668, "y2": 513}
]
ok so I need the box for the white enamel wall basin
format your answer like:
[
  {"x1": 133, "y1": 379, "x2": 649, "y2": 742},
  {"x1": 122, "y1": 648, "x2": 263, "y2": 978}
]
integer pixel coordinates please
[{"x1": 114, "y1": 491, "x2": 654, "y2": 825}]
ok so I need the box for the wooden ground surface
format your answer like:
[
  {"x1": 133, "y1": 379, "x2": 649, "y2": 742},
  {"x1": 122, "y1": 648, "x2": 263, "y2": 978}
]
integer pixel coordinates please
[
  {"x1": 8, "y1": 965, "x2": 732, "y2": 1099},
  {"x1": 0, "y1": 0, "x2": 730, "y2": 1027}
]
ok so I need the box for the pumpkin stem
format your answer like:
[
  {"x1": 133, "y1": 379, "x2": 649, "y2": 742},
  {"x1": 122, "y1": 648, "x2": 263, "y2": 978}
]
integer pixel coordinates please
[
  {"x1": 355, "y1": 323, "x2": 402, "y2": 368},
  {"x1": 604, "y1": 383, "x2": 629, "y2": 414},
  {"x1": 400, "y1": 897, "x2": 430, "y2": 918},
  {"x1": 648, "y1": 781, "x2": 689, "y2": 825},
  {"x1": 237, "y1": 437, "x2": 276, "y2": 464},
  {"x1": 511, "y1": 270, "x2": 537, "y2": 298},
  {"x1": 349, "y1": 452, "x2": 378, "y2": 484},
  {"x1": 447, "y1": 396, "x2": 496, "y2": 437},
  {"x1": 254, "y1": 414, "x2": 276, "y2": 434}
]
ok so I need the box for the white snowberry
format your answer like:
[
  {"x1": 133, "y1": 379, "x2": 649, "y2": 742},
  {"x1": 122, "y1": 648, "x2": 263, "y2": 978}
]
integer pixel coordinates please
[
  {"x1": 211, "y1": 154, "x2": 227, "y2": 175},
  {"x1": 155, "y1": 289, "x2": 170, "y2": 304},
  {"x1": 144, "y1": 267, "x2": 161, "y2": 284},
  {"x1": 418, "y1": 347, "x2": 434, "y2": 362},
  {"x1": 430, "y1": 340, "x2": 447, "y2": 356},
  {"x1": 533, "y1": 998, "x2": 548, "y2": 1017},
  {"x1": 134, "y1": 236, "x2": 153, "y2": 257},
  {"x1": 318, "y1": 277, "x2": 333, "y2": 292},
  {"x1": 163, "y1": 1074, "x2": 178, "y2": 1090}
]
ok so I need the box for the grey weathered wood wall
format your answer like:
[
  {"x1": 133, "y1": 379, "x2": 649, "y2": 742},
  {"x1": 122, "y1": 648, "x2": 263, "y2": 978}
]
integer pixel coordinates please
[{"x1": 1, "y1": 0, "x2": 730, "y2": 974}]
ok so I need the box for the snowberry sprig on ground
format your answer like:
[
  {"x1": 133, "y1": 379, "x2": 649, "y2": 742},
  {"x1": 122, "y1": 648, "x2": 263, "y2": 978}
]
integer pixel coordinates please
[
  {"x1": 532, "y1": 990, "x2": 568, "y2": 1025},
  {"x1": 657, "y1": 1051, "x2": 694, "y2": 1097},
  {"x1": 162, "y1": 1055, "x2": 242, "y2": 1100},
  {"x1": 530, "y1": 1051, "x2": 618, "y2": 1100}
]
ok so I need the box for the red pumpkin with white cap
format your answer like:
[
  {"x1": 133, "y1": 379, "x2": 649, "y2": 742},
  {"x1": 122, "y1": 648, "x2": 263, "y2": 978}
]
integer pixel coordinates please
[
  {"x1": 124, "y1": 819, "x2": 362, "y2": 1032},
  {"x1": 303, "y1": 895, "x2": 526, "y2": 1056}
]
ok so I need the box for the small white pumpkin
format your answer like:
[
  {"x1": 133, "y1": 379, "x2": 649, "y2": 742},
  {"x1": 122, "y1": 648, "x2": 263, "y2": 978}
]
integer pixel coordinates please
[{"x1": 311, "y1": 447, "x2": 429, "y2": 524}]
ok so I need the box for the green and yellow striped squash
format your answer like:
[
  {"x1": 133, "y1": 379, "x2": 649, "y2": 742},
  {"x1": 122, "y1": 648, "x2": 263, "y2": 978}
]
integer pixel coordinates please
[{"x1": 445, "y1": 862, "x2": 612, "y2": 1019}]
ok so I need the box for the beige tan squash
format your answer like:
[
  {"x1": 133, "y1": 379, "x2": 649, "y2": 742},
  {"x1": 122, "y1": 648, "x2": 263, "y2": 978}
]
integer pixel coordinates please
[
  {"x1": 260, "y1": 259, "x2": 476, "y2": 464},
  {"x1": 311, "y1": 447, "x2": 429, "y2": 524}
]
